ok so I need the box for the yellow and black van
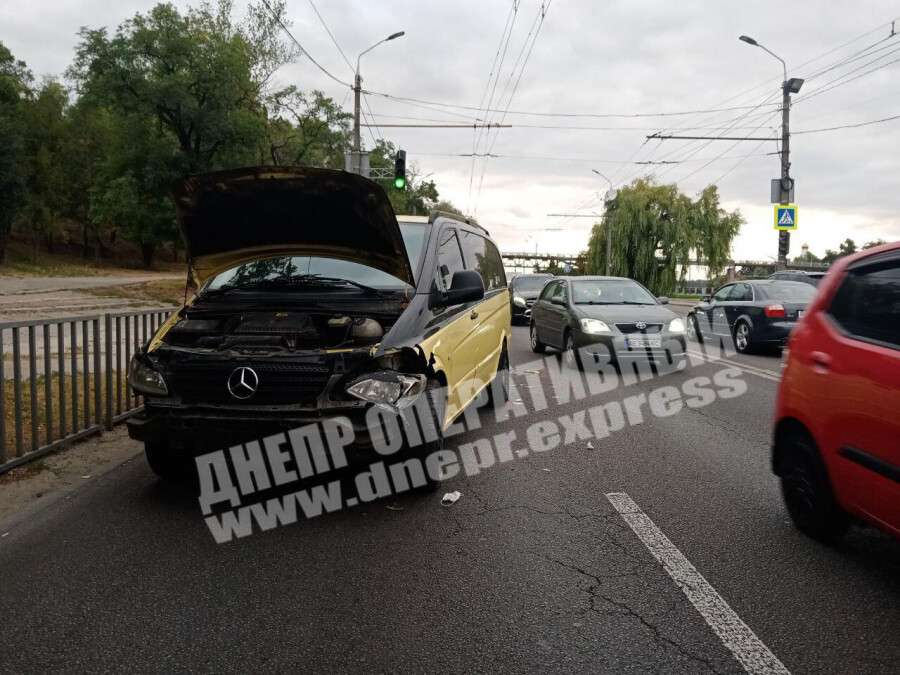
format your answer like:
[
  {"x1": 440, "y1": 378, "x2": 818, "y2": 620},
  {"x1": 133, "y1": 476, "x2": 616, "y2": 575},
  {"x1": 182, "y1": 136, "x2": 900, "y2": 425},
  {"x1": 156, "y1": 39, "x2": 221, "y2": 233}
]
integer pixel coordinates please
[{"x1": 126, "y1": 166, "x2": 511, "y2": 478}]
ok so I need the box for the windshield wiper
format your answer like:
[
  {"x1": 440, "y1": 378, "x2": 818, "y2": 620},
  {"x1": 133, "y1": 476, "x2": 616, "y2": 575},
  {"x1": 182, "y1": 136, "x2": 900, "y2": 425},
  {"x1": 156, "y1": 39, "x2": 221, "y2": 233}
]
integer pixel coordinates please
[
  {"x1": 299, "y1": 275, "x2": 383, "y2": 295},
  {"x1": 214, "y1": 275, "x2": 386, "y2": 295}
]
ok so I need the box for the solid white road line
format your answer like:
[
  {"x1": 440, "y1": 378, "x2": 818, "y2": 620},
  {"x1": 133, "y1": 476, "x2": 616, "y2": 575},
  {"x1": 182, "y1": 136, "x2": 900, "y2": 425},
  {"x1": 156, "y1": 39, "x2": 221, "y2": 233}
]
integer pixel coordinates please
[
  {"x1": 687, "y1": 350, "x2": 782, "y2": 383},
  {"x1": 605, "y1": 492, "x2": 790, "y2": 675}
]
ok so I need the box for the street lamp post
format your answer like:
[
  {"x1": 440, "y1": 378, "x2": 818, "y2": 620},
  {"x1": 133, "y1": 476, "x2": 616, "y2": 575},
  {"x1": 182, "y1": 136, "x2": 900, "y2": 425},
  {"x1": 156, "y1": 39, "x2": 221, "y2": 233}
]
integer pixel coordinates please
[
  {"x1": 353, "y1": 31, "x2": 405, "y2": 153},
  {"x1": 739, "y1": 35, "x2": 804, "y2": 267},
  {"x1": 592, "y1": 169, "x2": 618, "y2": 275}
]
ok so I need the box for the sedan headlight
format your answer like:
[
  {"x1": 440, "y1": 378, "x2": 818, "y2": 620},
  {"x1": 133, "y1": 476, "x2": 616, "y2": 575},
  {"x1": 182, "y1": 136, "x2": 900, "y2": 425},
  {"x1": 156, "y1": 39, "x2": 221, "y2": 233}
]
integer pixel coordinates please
[
  {"x1": 668, "y1": 318, "x2": 686, "y2": 333},
  {"x1": 346, "y1": 371, "x2": 427, "y2": 409},
  {"x1": 580, "y1": 318, "x2": 611, "y2": 334},
  {"x1": 128, "y1": 355, "x2": 168, "y2": 396},
  {"x1": 513, "y1": 295, "x2": 527, "y2": 308}
]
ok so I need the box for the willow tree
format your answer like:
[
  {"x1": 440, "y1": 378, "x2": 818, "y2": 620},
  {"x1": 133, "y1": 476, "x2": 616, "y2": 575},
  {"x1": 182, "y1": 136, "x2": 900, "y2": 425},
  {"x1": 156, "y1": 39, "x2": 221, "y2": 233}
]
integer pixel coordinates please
[{"x1": 584, "y1": 178, "x2": 742, "y2": 294}]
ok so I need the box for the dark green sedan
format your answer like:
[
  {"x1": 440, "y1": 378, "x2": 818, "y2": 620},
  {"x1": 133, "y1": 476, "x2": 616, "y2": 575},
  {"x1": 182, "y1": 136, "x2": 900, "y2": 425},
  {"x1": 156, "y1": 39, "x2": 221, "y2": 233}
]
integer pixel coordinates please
[{"x1": 529, "y1": 276, "x2": 687, "y2": 369}]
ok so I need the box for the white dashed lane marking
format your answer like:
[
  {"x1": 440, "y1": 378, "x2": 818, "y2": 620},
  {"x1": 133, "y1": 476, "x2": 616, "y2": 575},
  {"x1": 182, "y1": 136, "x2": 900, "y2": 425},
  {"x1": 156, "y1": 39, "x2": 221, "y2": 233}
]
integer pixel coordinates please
[{"x1": 606, "y1": 492, "x2": 790, "y2": 675}]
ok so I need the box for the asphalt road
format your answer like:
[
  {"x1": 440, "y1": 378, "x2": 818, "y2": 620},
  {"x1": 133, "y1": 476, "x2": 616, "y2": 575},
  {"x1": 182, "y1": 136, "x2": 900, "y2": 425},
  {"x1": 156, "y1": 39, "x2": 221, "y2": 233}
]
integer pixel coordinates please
[{"x1": 1, "y1": 326, "x2": 898, "y2": 673}]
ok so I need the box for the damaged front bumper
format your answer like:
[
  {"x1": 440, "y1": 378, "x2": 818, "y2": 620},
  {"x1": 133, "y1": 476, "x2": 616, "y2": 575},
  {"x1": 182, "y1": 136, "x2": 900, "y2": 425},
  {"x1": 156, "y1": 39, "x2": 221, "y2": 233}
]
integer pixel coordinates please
[{"x1": 127, "y1": 402, "x2": 377, "y2": 457}]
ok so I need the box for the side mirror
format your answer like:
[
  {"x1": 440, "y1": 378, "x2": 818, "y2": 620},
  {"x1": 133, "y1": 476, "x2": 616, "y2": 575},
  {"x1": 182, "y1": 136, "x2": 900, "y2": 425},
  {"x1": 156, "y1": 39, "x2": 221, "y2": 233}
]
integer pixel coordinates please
[
  {"x1": 701, "y1": 295, "x2": 711, "y2": 303},
  {"x1": 430, "y1": 270, "x2": 484, "y2": 309},
  {"x1": 656, "y1": 296, "x2": 670, "y2": 305}
]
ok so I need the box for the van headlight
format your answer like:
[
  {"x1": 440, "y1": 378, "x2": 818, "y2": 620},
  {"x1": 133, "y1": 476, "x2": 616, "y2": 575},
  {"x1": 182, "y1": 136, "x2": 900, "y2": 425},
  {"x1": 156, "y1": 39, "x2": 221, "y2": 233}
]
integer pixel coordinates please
[
  {"x1": 128, "y1": 355, "x2": 168, "y2": 396},
  {"x1": 668, "y1": 318, "x2": 686, "y2": 333},
  {"x1": 513, "y1": 295, "x2": 527, "y2": 308},
  {"x1": 346, "y1": 371, "x2": 427, "y2": 409},
  {"x1": 580, "y1": 318, "x2": 611, "y2": 334}
]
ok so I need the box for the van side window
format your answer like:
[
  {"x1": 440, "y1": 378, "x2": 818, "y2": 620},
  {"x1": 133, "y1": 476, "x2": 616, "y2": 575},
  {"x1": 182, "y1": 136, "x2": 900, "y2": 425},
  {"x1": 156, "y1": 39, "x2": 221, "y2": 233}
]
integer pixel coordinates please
[
  {"x1": 459, "y1": 230, "x2": 506, "y2": 291},
  {"x1": 435, "y1": 228, "x2": 465, "y2": 291},
  {"x1": 828, "y1": 259, "x2": 900, "y2": 350}
]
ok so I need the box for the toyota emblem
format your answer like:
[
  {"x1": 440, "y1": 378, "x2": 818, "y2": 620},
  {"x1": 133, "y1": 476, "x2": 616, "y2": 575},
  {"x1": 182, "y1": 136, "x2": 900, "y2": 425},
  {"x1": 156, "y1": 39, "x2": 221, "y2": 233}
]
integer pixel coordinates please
[
  {"x1": 227, "y1": 366, "x2": 259, "y2": 400},
  {"x1": 635, "y1": 321, "x2": 648, "y2": 330}
]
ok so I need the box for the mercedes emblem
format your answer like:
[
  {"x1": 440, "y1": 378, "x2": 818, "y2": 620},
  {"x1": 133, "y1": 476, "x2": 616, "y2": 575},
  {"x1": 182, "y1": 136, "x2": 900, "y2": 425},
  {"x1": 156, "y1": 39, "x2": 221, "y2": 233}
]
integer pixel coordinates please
[{"x1": 227, "y1": 366, "x2": 259, "y2": 400}]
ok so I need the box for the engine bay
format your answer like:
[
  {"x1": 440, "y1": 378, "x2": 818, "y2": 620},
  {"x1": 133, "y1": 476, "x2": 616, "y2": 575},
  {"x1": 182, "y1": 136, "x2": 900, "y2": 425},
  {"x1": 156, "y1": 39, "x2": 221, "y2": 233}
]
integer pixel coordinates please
[{"x1": 162, "y1": 309, "x2": 394, "y2": 353}]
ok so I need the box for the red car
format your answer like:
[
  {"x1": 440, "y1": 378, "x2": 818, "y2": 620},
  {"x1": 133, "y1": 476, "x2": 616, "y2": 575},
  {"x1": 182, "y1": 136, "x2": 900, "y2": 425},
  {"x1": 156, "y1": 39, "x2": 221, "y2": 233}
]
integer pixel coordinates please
[{"x1": 773, "y1": 241, "x2": 900, "y2": 542}]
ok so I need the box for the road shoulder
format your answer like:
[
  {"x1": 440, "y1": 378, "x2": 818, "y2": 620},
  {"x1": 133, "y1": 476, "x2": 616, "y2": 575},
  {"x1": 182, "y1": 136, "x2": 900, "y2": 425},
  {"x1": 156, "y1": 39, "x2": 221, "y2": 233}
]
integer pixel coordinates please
[{"x1": 0, "y1": 428, "x2": 141, "y2": 534}]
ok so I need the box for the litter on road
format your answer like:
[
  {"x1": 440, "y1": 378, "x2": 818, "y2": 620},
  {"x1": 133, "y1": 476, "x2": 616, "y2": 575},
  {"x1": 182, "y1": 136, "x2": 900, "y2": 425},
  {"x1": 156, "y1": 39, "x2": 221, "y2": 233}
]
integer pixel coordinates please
[{"x1": 441, "y1": 491, "x2": 462, "y2": 506}]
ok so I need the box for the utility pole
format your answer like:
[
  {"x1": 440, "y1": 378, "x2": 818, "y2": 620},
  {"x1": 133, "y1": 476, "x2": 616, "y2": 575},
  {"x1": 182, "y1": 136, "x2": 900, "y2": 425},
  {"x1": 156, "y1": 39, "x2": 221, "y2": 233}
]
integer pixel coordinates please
[
  {"x1": 739, "y1": 35, "x2": 803, "y2": 268},
  {"x1": 592, "y1": 170, "x2": 618, "y2": 275},
  {"x1": 347, "y1": 31, "x2": 404, "y2": 175},
  {"x1": 353, "y1": 72, "x2": 362, "y2": 153},
  {"x1": 779, "y1": 79, "x2": 791, "y2": 268}
]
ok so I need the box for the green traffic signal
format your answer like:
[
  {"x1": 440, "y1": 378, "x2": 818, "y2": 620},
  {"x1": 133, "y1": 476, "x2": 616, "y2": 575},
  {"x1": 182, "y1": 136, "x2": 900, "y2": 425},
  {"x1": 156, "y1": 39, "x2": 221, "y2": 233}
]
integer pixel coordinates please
[{"x1": 393, "y1": 176, "x2": 406, "y2": 190}]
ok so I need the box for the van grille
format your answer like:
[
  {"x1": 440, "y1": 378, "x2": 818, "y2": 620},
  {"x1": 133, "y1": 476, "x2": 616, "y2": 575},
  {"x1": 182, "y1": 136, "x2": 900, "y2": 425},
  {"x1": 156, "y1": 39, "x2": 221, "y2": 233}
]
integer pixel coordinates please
[{"x1": 170, "y1": 360, "x2": 331, "y2": 405}]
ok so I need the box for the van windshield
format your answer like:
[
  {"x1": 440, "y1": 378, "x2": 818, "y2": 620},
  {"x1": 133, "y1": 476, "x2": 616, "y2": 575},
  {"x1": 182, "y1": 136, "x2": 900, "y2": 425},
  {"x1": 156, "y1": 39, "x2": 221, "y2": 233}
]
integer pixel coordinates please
[{"x1": 203, "y1": 222, "x2": 428, "y2": 294}]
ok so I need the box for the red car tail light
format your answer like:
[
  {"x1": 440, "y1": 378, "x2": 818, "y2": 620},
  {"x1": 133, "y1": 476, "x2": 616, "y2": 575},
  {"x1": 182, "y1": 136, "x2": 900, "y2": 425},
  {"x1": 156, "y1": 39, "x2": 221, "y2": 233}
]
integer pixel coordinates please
[{"x1": 764, "y1": 304, "x2": 786, "y2": 318}]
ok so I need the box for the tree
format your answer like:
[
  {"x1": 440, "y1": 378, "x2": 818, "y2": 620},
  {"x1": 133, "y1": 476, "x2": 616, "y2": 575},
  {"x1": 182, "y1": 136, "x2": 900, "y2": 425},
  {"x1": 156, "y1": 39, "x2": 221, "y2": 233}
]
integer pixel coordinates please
[
  {"x1": 58, "y1": 99, "x2": 115, "y2": 260},
  {"x1": 839, "y1": 238, "x2": 857, "y2": 257},
  {"x1": 265, "y1": 88, "x2": 351, "y2": 167},
  {"x1": 69, "y1": 0, "x2": 295, "y2": 267},
  {"x1": 821, "y1": 249, "x2": 839, "y2": 264},
  {"x1": 89, "y1": 112, "x2": 180, "y2": 268},
  {"x1": 584, "y1": 178, "x2": 742, "y2": 295},
  {"x1": 432, "y1": 200, "x2": 466, "y2": 217},
  {"x1": 20, "y1": 79, "x2": 68, "y2": 260},
  {"x1": 0, "y1": 41, "x2": 31, "y2": 263},
  {"x1": 863, "y1": 239, "x2": 887, "y2": 250},
  {"x1": 70, "y1": 0, "x2": 294, "y2": 174}
]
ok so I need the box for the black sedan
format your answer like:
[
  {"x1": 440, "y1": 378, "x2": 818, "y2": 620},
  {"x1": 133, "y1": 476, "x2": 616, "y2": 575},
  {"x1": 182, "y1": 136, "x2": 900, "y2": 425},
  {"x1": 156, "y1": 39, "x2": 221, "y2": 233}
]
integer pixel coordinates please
[
  {"x1": 529, "y1": 276, "x2": 687, "y2": 369},
  {"x1": 768, "y1": 270, "x2": 826, "y2": 286},
  {"x1": 509, "y1": 273, "x2": 553, "y2": 324},
  {"x1": 686, "y1": 279, "x2": 816, "y2": 353}
]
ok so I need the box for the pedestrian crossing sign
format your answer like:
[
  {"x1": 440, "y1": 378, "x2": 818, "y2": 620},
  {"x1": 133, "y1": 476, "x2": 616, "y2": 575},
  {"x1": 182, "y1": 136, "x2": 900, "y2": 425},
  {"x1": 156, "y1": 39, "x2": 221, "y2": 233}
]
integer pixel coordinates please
[{"x1": 774, "y1": 204, "x2": 798, "y2": 231}]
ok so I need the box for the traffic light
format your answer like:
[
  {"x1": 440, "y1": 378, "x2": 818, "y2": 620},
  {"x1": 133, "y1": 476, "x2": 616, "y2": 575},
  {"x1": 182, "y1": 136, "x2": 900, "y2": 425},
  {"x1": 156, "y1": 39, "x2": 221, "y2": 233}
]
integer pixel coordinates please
[{"x1": 393, "y1": 150, "x2": 407, "y2": 190}]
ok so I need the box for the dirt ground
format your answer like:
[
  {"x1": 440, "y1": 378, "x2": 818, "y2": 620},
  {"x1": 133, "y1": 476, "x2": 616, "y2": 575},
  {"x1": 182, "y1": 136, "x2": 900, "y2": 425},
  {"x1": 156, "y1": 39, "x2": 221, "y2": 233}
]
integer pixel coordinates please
[{"x1": 0, "y1": 427, "x2": 141, "y2": 530}]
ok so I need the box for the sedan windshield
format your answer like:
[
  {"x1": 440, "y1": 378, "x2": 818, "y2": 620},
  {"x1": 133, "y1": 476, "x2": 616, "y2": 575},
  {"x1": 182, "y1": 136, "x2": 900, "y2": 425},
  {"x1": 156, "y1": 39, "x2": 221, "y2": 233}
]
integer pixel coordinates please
[
  {"x1": 761, "y1": 281, "x2": 817, "y2": 302},
  {"x1": 572, "y1": 279, "x2": 657, "y2": 305}
]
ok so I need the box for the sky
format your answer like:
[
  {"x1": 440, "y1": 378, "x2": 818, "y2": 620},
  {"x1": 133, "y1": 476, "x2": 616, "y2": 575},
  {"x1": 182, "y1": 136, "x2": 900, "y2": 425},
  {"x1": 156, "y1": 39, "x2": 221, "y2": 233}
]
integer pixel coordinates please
[{"x1": 3, "y1": 0, "x2": 899, "y2": 261}]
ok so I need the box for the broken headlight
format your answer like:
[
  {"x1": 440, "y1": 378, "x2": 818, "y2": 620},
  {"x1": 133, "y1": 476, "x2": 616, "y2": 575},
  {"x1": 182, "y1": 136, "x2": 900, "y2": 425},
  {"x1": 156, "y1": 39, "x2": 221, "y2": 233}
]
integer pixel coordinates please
[
  {"x1": 346, "y1": 371, "x2": 426, "y2": 409},
  {"x1": 128, "y1": 355, "x2": 169, "y2": 396}
]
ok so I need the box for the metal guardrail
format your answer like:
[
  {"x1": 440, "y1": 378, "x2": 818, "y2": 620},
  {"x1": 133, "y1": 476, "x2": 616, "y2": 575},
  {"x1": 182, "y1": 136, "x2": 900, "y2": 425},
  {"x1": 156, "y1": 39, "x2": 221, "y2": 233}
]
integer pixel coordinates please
[{"x1": 0, "y1": 308, "x2": 176, "y2": 475}]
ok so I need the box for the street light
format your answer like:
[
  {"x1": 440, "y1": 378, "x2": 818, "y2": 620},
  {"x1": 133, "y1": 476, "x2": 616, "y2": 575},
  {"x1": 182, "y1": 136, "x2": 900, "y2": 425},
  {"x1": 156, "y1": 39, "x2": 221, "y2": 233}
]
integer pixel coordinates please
[
  {"x1": 353, "y1": 31, "x2": 405, "y2": 153},
  {"x1": 592, "y1": 170, "x2": 618, "y2": 275},
  {"x1": 739, "y1": 34, "x2": 803, "y2": 267}
]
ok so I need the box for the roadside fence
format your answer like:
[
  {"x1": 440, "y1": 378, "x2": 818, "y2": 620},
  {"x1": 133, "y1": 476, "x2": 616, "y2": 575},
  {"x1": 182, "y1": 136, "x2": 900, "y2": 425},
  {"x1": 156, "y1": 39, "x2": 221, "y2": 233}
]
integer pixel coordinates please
[{"x1": 0, "y1": 307, "x2": 176, "y2": 475}]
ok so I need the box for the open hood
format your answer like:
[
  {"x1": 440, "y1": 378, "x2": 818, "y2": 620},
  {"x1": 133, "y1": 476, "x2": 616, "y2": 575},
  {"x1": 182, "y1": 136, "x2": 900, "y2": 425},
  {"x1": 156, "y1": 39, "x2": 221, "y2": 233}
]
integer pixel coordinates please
[{"x1": 174, "y1": 167, "x2": 415, "y2": 287}]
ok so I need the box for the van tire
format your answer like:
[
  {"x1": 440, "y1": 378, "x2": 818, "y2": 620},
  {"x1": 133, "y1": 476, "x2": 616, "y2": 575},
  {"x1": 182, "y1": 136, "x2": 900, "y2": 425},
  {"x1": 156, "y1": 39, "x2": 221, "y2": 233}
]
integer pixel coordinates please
[
  {"x1": 488, "y1": 344, "x2": 511, "y2": 405},
  {"x1": 408, "y1": 379, "x2": 447, "y2": 493},
  {"x1": 145, "y1": 441, "x2": 181, "y2": 481}
]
